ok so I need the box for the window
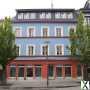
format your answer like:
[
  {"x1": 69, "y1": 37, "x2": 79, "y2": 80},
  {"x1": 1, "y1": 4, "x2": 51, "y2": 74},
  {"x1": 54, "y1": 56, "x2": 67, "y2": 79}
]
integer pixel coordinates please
[
  {"x1": 18, "y1": 13, "x2": 23, "y2": 19},
  {"x1": 28, "y1": 27, "x2": 35, "y2": 37},
  {"x1": 77, "y1": 64, "x2": 81, "y2": 77},
  {"x1": 68, "y1": 26, "x2": 75, "y2": 36},
  {"x1": 24, "y1": 13, "x2": 29, "y2": 19},
  {"x1": 42, "y1": 45, "x2": 48, "y2": 56},
  {"x1": 67, "y1": 13, "x2": 73, "y2": 19},
  {"x1": 55, "y1": 27, "x2": 62, "y2": 37},
  {"x1": 64, "y1": 64, "x2": 71, "y2": 77},
  {"x1": 56, "y1": 45, "x2": 64, "y2": 55},
  {"x1": 40, "y1": 13, "x2": 46, "y2": 19},
  {"x1": 10, "y1": 64, "x2": 16, "y2": 78},
  {"x1": 16, "y1": 46, "x2": 20, "y2": 56},
  {"x1": 69, "y1": 28, "x2": 75, "y2": 33},
  {"x1": 62, "y1": 13, "x2": 66, "y2": 19},
  {"x1": 46, "y1": 13, "x2": 51, "y2": 19},
  {"x1": 28, "y1": 46, "x2": 34, "y2": 56},
  {"x1": 39, "y1": 12, "x2": 51, "y2": 19},
  {"x1": 48, "y1": 64, "x2": 54, "y2": 77},
  {"x1": 56, "y1": 64, "x2": 62, "y2": 78},
  {"x1": 30, "y1": 13, "x2": 36, "y2": 19},
  {"x1": 42, "y1": 27, "x2": 49, "y2": 37},
  {"x1": 26, "y1": 65, "x2": 33, "y2": 78},
  {"x1": 15, "y1": 27, "x2": 21, "y2": 37},
  {"x1": 55, "y1": 12, "x2": 62, "y2": 19},
  {"x1": 18, "y1": 65, "x2": 24, "y2": 78},
  {"x1": 35, "y1": 65, "x2": 41, "y2": 77}
]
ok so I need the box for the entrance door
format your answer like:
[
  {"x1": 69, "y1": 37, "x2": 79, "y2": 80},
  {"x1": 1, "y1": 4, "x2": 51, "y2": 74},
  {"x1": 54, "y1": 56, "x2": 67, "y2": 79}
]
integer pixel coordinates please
[
  {"x1": 26, "y1": 65, "x2": 33, "y2": 80},
  {"x1": 48, "y1": 64, "x2": 54, "y2": 79}
]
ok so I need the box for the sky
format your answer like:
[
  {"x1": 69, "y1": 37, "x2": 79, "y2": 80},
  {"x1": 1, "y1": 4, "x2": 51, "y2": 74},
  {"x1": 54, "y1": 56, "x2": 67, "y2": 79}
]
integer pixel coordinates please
[{"x1": 0, "y1": 0, "x2": 87, "y2": 19}]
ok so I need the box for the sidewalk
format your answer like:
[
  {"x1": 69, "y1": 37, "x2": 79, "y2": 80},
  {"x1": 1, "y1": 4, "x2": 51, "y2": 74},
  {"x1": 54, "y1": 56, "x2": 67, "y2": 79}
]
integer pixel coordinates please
[
  {"x1": 7, "y1": 79, "x2": 80, "y2": 88},
  {"x1": 0, "y1": 79, "x2": 81, "y2": 90}
]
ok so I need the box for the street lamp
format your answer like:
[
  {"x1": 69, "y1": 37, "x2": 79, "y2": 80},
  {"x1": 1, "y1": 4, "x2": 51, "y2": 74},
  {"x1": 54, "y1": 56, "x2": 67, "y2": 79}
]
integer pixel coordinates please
[{"x1": 44, "y1": 40, "x2": 50, "y2": 87}]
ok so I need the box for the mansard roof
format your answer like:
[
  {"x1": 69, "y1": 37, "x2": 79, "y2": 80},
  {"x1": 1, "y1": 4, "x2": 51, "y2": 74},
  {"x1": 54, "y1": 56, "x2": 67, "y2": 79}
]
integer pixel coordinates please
[{"x1": 16, "y1": 9, "x2": 75, "y2": 13}]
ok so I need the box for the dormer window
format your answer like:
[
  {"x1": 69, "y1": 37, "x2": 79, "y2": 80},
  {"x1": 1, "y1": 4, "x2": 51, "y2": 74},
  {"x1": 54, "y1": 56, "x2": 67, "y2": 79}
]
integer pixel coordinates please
[
  {"x1": 40, "y1": 12, "x2": 51, "y2": 19},
  {"x1": 24, "y1": 13, "x2": 29, "y2": 19},
  {"x1": 18, "y1": 13, "x2": 23, "y2": 19},
  {"x1": 55, "y1": 12, "x2": 62, "y2": 19},
  {"x1": 67, "y1": 13, "x2": 73, "y2": 19},
  {"x1": 30, "y1": 13, "x2": 36, "y2": 19}
]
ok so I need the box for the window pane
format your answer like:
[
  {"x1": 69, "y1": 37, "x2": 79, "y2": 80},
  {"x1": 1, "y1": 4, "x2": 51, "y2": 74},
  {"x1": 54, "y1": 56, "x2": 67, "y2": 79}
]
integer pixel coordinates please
[
  {"x1": 18, "y1": 65, "x2": 24, "y2": 77},
  {"x1": 40, "y1": 13, "x2": 45, "y2": 19},
  {"x1": 30, "y1": 13, "x2": 36, "y2": 19},
  {"x1": 35, "y1": 65, "x2": 41, "y2": 77},
  {"x1": 18, "y1": 13, "x2": 23, "y2": 19},
  {"x1": 46, "y1": 13, "x2": 51, "y2": 19},
  {"x1": 48, "y1": 64, "x2": 53, "y2": 77},
  {"x1": 27, "y1": 67, "x2": 33, "y2": 77},
  {"x1": 43, "y1": 27, "x2": 48, "y2": 37},
  {"x1": 10, "y1": 67, "x2": 16, "y2": 77},
  {"x1": 56, "y1": 65, "x2": 62, "y2": 77},
  {"x1": 24, "y1": 13, "x2": 29, "y2": 19},
  {"x1": 65, "y1": 64, "x2": 71, "y2": 77},
  {"x1": 56, "y1": 28, "x2": 61, "y2": 37},
  {"x1": 28, "y1": 28, "x2": 34, "y2": 37},
  {"x1": 28, "y1": 46, "x2": 34, "y2": 56},
  {"x1": 42, "y1": 45, "x2": 48, "y2": 56},
  {"x1": 56, "y1": 45, "x2": 62, "y2": 55},
  {"x1": 77, "y1": 64, "x2": 81, "y2": 77}
]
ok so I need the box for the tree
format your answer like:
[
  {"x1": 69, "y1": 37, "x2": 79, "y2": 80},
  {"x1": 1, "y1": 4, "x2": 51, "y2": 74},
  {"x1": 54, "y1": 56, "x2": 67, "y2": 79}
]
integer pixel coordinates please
[
  {"x1": 69, "y1": 11, "x2": 90, "y2": 80},
  {"x1": 0, "y1": 17, "x2": 17, "y2": 83}
]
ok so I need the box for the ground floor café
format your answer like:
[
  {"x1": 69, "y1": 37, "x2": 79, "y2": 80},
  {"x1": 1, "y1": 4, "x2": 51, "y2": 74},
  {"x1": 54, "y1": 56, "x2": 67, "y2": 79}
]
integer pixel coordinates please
[{"x1": 6, "y1": 60, "x2": 82, "y2": 80}]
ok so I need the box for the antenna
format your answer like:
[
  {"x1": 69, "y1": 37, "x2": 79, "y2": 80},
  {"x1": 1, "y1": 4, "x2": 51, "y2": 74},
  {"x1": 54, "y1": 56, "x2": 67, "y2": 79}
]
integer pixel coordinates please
[{"x1": 51, "y1": 0, "x2": 53, "y2": 9}]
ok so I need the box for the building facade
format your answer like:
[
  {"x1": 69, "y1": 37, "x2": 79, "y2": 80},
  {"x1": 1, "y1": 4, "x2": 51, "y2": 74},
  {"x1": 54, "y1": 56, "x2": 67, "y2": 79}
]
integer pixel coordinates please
[{"x1": 6, "y1": 0, "x2": 90, "y2": 80}]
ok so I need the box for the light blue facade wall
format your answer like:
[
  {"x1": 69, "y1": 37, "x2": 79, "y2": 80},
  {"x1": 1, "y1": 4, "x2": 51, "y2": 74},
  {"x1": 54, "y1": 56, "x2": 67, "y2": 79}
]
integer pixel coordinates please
[{"x1": 13, "y1": 23, "x2": 76, "y2": 56}]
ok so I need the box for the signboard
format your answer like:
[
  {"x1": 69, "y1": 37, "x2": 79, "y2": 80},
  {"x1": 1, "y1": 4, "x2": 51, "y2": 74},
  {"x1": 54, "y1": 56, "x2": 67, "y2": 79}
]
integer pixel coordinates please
[{"x1": 81, "y1": 80, "x2": 89, "y2": 90}]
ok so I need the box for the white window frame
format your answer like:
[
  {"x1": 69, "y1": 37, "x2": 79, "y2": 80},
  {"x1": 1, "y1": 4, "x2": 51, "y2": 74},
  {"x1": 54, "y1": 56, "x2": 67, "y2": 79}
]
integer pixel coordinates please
[
  {"x1": 16, "y1": 44, "x2": 21, "y2": 56},
  {"x1": 26, "y1": 44, "x2": 35, "y2": 56},
  {"x1": 27, "y1": 26, "x2": 35, "y2": 37},
  {"x1": 55, "y1": 26, "x2": 63, "y2": 37},
  {"x1": 41, "y1": 44, "x2": 49, "y2": 56},
  {"x1": 41, "y1": 26, "x2": 49, "y2": 37},
  {"x1": 55, "y1": 44, "x2": 64, "y2": 55},
  {"x1": 13, "y1": 27, "x2": 22, "y2": 37},
  {"x1": 68, "y1": 25, "x2": 76, "y2": 36}
]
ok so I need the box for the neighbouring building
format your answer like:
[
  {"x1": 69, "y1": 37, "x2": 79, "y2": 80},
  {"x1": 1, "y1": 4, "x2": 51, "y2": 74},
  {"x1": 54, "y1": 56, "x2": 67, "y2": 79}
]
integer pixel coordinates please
[{"x1": 6, "y1": 0, "x2": 90, "y2": 80}]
